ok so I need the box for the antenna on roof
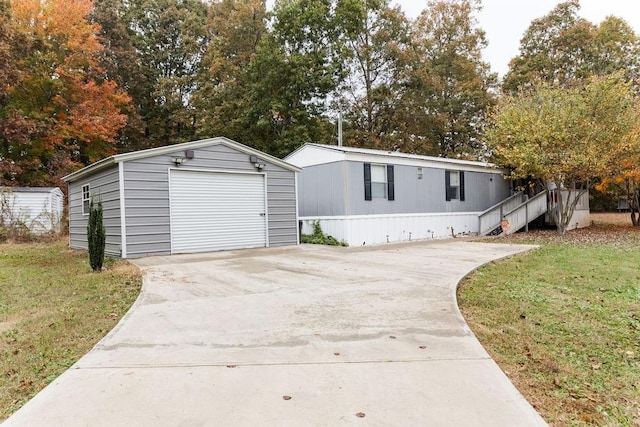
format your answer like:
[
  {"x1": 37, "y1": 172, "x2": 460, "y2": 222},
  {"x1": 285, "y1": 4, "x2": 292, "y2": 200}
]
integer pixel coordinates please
[{"x1": 337, "y1": 108, "x2": 343, "y2": 147}]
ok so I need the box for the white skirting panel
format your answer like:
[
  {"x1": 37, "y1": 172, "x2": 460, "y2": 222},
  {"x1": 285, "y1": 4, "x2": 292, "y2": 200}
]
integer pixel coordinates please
[
  {"x1": 547, "y1": 208, "x2": 591, "y2": 231},
  {"x1": 566, "y1": 210, "x2": 591, "y2": 231},
  {"x1": 300, "y1": 213, "x2": 482, "y2": 246}
]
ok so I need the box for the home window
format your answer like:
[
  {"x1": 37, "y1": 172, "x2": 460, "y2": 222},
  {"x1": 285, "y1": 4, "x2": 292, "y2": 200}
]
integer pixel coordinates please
[
  {"x1": 364, "y1": 163, "x2": 394, "y2": 201},
  {"x1": 445, "y1": 170, "x2": 465, "y2": 201},
  {"x1": 371, "y1": 164, "x2": 387, "y2": 198},
  {"x1": 82, "y1": 184, "x2": 90, "y2": 215}
]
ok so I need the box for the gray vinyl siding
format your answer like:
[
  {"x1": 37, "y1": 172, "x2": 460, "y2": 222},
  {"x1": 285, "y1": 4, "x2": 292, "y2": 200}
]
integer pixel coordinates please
[
  {"x1": 263, "y1": 163, "x2": 298, "y2": 247},
  {"x1": 346, "y1": 162, "x2": 510, "y2": 214},
  {"x1": 122, "y1": 159, "x2": 170, "y2": 258},
  {"x1": 298, "y1": 160, "x2": 511, "y2": 216},
  {"x1": 298, "y1": 162, "x2": 347, "y2": 216},
  {"x1": 68, "y1": 166, "x2": 121, "y2": 256},
  {"x1": 122, "y1": 143, "x2": 297, "y2": 257}
]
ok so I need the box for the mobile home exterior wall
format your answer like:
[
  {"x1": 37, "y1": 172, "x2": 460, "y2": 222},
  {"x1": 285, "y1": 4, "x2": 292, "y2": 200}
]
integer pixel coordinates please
[
  {"x1": 287, "y1": 144, "x2": 512, "y2": 246},
  {"x1": 299, "y1": 161, "x2": 510, "y2": 217}
]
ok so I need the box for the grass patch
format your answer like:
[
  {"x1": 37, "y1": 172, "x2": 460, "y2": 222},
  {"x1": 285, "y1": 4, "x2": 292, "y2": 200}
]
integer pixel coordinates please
[
  {"x1": 459, "y1": 214, "x2": 640, "y2": 426},
  {"x1": 0, "y1": 240, "x2": 141, "y2": 421}
]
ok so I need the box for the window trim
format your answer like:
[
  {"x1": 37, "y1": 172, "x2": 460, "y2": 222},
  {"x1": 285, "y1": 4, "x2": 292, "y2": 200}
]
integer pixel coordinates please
[
  {"x1": 370, "y1": 163, "x2": 387, "y2": 199},
  {"x1": 445, "y1": 170, "x2": 465, "y2": 202},
  {"x1": 364, "y1": 163, "x2": 395, "y2": 201},
  {"x1": 82, "y1": 184, "x2": 90, "y2": 215}
]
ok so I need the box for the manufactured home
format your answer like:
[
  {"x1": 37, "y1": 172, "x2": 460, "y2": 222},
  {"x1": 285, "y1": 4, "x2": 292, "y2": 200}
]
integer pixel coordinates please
[
  {"x1": 286, "y1": 144, "x2": 591, "y2": 245},
  {"x1": 285, "y1": 144, "x2": 518, "y2": 245},
  {"x1": 0, "y1": 187, "x2": 64, "y2": 234},
  {"x1": 63, "y1": 137, "x2": 300, "y2": 259}
]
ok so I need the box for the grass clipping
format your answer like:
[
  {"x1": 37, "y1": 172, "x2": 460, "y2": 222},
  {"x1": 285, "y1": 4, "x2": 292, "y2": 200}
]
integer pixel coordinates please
[
  {"x1": 0, "y1": 240, "x2": 141, "y2": 421},
  {"x1": 459, "y1": 214, "x2": 640, "y2": 426}
]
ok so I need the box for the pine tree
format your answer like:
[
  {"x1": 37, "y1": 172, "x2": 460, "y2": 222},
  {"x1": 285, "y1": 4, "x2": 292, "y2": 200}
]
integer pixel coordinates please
[{"x1": 87, "y1": 197, "x2": 106, "y2": 272}]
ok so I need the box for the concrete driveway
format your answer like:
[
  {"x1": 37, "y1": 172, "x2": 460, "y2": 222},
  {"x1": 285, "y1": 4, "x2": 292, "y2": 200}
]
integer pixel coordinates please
[{"x1": 5, "y1": 240, "x2": 547, "y2": 426}]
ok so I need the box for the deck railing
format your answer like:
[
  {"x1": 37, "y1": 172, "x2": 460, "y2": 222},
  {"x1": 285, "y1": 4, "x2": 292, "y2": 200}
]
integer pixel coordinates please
[
  {"x1": 502, "y1": 191, "x2": 548, "y2": 235},
  {"x1": 478, "y1": 191, "x2": 526, "y2": 235}
]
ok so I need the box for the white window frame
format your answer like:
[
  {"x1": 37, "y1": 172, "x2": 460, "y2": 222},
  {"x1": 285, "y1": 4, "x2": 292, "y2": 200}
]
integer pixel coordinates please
[
  {"x1": 448, "y1": 171, "x2": 460, "y2": 200},
  {"x1": 370, "y1": 164, "x2": 387, "y2": 199},
  {"x1": 82, "y1": 184, "x2": 90, "y2": 216}
]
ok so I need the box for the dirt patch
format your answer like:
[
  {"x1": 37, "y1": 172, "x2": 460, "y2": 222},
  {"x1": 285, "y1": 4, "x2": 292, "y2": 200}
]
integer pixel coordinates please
[{"x1": 0, "y1": 319, "x2": 18, "y2": 334}]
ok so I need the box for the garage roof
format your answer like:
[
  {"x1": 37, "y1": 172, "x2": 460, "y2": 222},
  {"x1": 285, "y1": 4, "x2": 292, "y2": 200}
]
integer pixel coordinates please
[{"x1": 63, "y1": 137, "x2": 301, "y2": 183}]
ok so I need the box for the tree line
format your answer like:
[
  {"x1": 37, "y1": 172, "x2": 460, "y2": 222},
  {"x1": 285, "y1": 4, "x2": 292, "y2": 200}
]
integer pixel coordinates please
[
  {"x1": 1, "y1": 0, "x2": 640, "y2": 225},
  {"x1": 0, "y1": 0, "x2": 497, "y2": 187}
]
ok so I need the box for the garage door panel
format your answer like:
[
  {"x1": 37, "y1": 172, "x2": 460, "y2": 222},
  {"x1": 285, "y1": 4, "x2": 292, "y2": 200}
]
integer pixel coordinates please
[{"x1": 170, "y1": 170, "x2": 267, "y2": 253}]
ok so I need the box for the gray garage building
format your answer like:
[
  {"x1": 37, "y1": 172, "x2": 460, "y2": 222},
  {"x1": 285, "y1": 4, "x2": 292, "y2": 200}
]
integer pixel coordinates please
[{"x1": 63, "y1": 137, "x2": 300, "y2": 259}]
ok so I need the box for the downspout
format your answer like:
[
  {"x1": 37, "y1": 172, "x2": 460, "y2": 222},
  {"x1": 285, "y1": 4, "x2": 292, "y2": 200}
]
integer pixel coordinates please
[
  {"x1": 118, "y1": 161, "x2": 127, "y2": 259},
  {"x1": 338, "y1": 109, "x2": 343, "y2": 147}
]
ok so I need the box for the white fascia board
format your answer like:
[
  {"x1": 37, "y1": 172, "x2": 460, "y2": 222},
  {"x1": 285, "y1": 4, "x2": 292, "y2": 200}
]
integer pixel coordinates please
[
  {"x1": 284, "y1": 144, "x2": 346, "y2": 168},
  {"x1": 64, "y1": 137, "x2": 301, "y2": 183},
  {"x1": 63, "y1": 157, "x2": 117, "y2": 183},
  {"x1": 114, "y1": 137, "x2": 300, "y2": 172},
  {"x1": 287, "y1": 143, "x2": 508, "y2": 174}
]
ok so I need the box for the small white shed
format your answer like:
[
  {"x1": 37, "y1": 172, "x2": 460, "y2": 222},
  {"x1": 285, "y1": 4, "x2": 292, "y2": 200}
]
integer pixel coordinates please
[{"x1": 0, "y1": 187, "x2": 64, "y2": 234}]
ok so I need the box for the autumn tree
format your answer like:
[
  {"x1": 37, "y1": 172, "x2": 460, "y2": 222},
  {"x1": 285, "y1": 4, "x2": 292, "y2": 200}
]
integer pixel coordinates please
[
  {"x1": 405, "y1": 0, "x2": 496, "y2": 157},
  {"x1": 193, "y1": 0, "x2": 267, "y2": 145},
  {"x1": 0, "y1": 0, "x2": 32, "y2": 185},
  {"x1": 596, "y1": 161, "x2": 640, "y2": 226},
  {"x1": 487, "y1": 74, "x2": 640, "y2": 233},
  {"x1": 0, "y1": 0, "x2": 12, "y2": 104},
  {"x1": 503, "y1": 0, "x2": 640, "y2": 92},
  {"x1": 1, "y1": 0, "x2": 130, "y2": 187},
  {"x1": 92, "y1": 0, "x2": 148, "y2": 152}
]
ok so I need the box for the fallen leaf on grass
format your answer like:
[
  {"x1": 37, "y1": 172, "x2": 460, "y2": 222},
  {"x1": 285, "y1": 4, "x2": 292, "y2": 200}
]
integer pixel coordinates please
[{"x1": 569, "y1": 392, "x2": 598, "y2": 403}]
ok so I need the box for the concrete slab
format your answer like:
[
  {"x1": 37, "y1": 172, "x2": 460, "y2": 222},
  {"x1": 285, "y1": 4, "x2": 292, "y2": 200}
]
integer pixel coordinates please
[{"x1": 4, "y1": 240, "x2": 548, "y2": 426}]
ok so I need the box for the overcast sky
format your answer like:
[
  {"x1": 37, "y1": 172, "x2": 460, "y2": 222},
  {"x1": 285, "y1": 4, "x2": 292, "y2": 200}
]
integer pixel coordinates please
[{"x1": 393, "y1": 0, "x2": 640, "y2": 77}]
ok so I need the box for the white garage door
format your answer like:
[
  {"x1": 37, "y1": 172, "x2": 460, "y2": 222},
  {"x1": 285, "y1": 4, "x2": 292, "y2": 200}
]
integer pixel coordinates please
[{"x1": 169, "y1": 170, "x2": 267, "y2": 254}]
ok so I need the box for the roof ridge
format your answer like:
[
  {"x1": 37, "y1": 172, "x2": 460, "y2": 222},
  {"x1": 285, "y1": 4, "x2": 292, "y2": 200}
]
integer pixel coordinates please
[{"x1": 303, "y1": 143, "x2": 495, "y2": 167}]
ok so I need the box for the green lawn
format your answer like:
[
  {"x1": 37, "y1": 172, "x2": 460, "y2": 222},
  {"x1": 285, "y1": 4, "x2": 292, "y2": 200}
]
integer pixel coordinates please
[
  {"x1": 0, "y1": 240, "x2": 141, "y2": 421},
  {"x1": 459, "y1": 215, "x2": 640, "y2": 426}
]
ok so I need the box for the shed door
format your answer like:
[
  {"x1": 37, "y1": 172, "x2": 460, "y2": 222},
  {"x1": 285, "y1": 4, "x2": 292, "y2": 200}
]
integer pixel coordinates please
[{"x1": 169, "y1": 170, "x2": 267, "y2": 254}]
